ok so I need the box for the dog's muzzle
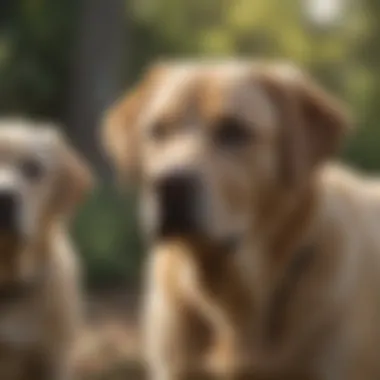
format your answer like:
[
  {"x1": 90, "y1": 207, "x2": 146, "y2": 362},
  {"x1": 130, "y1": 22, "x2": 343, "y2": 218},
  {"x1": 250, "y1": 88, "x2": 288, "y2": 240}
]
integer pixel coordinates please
[
  {"x1": 0, "y1": 191, "x2": 18, "y2": 233},
  {"x1": 152, "y1": 171, "x2": 244, "y2": 254},
  {"x1": 156, "y1": 171, "x2": 202, "y2": 237}
]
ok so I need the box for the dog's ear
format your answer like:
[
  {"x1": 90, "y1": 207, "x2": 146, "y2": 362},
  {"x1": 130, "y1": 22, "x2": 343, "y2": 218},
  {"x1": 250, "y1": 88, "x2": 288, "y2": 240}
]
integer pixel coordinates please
[
  {"x1": 258, "y1": 65, "x2": 350, "y2": 186},
  {"x1": 296, "y1": 74, "x2": 350, "y2": 167},
  {"x1": 101, "y1": 87, "x2": 143, "y2": 183},
  {"x1": 57, "y1": 136, "x2": 94, "y2": 218},
  {"x1": 101, "y1": 64, "x2": 166, "y2": 183}
]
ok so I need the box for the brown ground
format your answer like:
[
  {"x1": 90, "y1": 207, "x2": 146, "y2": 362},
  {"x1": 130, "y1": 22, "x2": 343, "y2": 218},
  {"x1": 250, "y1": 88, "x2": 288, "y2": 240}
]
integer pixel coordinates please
[
  {"x1": 74, "y1": 292, "x2": 217, "y2": 380},
  {"x1": 74, "y1": 294, "x2": 296, "y2": 380},
  {"x1": 75, "y1": 293, "x2": 273, "y2": 380},
  {"x1": 74, "y1": 291, "x2": 145, "y2": 380}
]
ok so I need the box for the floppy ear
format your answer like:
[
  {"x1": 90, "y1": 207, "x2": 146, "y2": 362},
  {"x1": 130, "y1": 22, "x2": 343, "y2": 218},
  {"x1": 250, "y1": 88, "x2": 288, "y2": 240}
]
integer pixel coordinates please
[
  {"x1": 101, "y1": 87, "x2": 144, "y2": 183},
  {"x1": 57, "y1": 138, "x2": 94, "y2": 218},
  {"x1": 101, "y1": 64, "x2": 166, "y2": 183},
  {"x1": 296, "y1": 75, "x2": 350, "y2": 167},
  {"x1": 259, "y1": 68, "x2": 350, "y2": 186}
]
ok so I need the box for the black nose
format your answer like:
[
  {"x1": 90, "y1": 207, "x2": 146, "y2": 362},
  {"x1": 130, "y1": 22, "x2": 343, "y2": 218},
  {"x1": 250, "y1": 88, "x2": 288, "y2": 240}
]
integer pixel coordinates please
[
  {"x1": 156, "y1": 172, "x2": 201, "y2": 236},
  {"x1": 0, "y1": 192, "x2": 17, "y2": 231}
]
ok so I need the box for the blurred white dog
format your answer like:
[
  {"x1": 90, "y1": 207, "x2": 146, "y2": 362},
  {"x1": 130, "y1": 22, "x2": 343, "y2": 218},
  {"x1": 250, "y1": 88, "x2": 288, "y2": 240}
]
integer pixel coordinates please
[{"x1": 0, "y1": 119, "x2": 92, "y2": 380}]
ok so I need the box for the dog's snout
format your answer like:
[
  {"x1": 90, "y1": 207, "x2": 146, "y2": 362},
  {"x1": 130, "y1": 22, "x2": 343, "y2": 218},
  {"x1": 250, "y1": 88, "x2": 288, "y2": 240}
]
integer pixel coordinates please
[
  {"x1": 156, "y1": 172, "x2": 201, "y2": 236},
  {"x1": 158, "y1": 172, "x2": 198, "y2": 201},
  {"x1": 0, "y1": 192, "x2": 17, "y2": 231}
]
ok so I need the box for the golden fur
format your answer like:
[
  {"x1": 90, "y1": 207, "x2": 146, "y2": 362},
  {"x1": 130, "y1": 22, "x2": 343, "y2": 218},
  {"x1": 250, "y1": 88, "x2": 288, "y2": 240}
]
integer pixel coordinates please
[
  {"x1": 0, "y1": 120, "x2": 92, "y2": 380},
  {"x1": 102, "y1": 60, "x2": 380, "y2": 380}
]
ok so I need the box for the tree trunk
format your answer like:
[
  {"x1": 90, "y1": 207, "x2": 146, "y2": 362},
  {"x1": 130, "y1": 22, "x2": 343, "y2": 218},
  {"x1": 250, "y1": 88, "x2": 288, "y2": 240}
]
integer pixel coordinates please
[{"x1": 65, "y1": 0, "x2": 127, "y2": 177}]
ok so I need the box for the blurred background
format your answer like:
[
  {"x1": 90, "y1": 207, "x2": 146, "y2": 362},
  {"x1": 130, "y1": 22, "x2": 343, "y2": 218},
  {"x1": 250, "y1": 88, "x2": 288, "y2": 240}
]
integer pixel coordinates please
[
  {"x1": 1, "y1": 0, "x2": 379, "y2": 377},
  {"x1": 0, "y1": 0, "x2": 376, "y2": 290}
]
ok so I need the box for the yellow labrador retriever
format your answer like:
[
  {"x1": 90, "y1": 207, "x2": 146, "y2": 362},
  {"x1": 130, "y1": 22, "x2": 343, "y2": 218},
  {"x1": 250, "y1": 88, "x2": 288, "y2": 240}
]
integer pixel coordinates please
[
  {"x1": 0, "y1": 120, "x2": 92, "y2": 380},
  {"x1": 102, "y1": 61, "x2": 380, "y2": 380}
]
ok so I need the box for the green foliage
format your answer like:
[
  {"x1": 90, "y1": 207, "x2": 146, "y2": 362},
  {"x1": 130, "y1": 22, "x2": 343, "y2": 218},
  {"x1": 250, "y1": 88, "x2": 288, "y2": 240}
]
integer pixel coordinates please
[
  {"x1": 0, "y1": 0, "x2": 78, "y2": 118},
  {"x1": 72, "y1": 185, "x2": 143, "y2": 289}
]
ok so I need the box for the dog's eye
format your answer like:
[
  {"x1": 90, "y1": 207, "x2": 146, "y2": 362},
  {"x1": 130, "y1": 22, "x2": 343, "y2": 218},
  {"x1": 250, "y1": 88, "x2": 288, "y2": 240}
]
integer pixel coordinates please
[
  {"x1": 20, "y1": 158, "x2": 45, "y2": 181},
  {"x1": 213, "y1": 116, "x2": 253, "y2": 148},
  {"x1": 150, "y1": 122, "x2": 169, "y2": 141}
]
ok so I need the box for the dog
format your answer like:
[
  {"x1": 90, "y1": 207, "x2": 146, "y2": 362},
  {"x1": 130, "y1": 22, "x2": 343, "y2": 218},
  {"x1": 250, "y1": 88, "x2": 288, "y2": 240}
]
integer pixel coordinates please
[
  {"x1": 0, "y1": 119, "x2": 92, "y2": 380},
  {"x1": 102, "y1": 60, "x2": 380, "y2": 380}
]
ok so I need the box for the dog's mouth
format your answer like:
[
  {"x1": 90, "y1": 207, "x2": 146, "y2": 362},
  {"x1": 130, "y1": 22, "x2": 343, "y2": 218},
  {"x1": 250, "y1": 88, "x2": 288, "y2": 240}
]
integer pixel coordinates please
[
  {"x1": 0, "y1": 231, "x2": 22, "y2": 254},
  {"x1": 151, "y1": 173, "x2": 244, "y2": 254},
  {"x1": 156, "y1": 207, "x2": 244, "y2": 254},
  {"x1": 157, "y1": 230, "x2": 243, "y2": 257},
  {"x1": 217, "y1": 234, "x2": 242, "y2": 254},
  {"x1": 0, "y1": 279, "x2": 34, "y2": 303},
  {"x1": 157, "y1": 216, "x2": 201, "y2": 239}
]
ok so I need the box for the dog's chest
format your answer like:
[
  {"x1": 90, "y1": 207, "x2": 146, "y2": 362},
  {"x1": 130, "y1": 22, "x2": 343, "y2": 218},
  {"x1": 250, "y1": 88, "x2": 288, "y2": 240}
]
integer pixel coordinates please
[{"x1": 0, "y1": 299, "x2": 41, "y2": 348}]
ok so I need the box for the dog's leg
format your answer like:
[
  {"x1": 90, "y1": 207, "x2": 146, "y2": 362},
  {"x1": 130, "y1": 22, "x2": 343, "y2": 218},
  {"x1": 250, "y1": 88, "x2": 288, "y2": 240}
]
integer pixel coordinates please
[
  {"x1": 143, "y1": 285, "x2": 195, "y2": 380},
  {"x1": 142, "y1": 242, "x2": 212, "y2": 380},
  {"x1": 195, "y1": 269, "x2": 251, "y2": 379},
  {"x1": 205, "y1": 320, "x2": 246, "y2": 380}
]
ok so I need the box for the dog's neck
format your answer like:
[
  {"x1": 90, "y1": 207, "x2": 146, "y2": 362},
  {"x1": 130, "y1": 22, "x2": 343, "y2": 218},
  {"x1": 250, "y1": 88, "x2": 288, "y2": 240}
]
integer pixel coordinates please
[
  {"x1": 244, "y1": 180, "x2": 320, "y2": 352},
  {"x1": 0, "y1": 220, "x2": 58, "y2": 306},
  {"x1": 254, "y1": 179, "x2": 318, "y2": 261}
]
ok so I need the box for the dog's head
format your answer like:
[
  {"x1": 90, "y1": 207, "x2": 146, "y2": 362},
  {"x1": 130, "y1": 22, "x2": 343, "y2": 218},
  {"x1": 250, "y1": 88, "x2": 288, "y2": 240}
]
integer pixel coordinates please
[
  {"x1": 103, "y1": 61, "x2": 349, "y2": 248},
  {"x1": 0, "y1": 120, "x2": 93, "y2": 284}
]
